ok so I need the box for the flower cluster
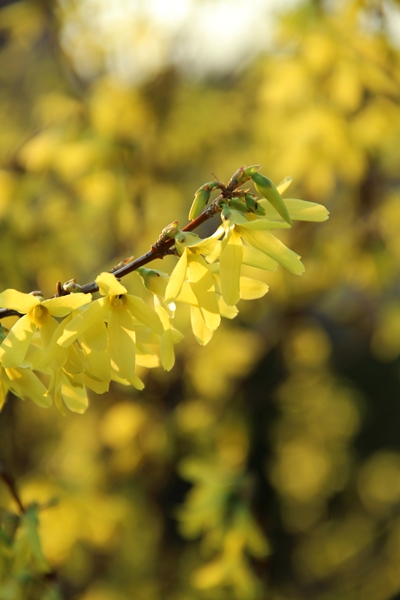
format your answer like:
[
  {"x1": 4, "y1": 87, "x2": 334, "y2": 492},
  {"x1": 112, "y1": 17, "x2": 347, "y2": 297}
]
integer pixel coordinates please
[{"x1": 0, "y1": 168, "x2": 328, "y2": 413}]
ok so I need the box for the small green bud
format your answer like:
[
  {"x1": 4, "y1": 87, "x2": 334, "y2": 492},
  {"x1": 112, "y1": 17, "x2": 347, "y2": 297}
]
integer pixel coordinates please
[
  {"x1": 156, "y1": 220, "x2": 179, "y2": 245},
  {"x1": 243, "y1": 164, "x2": 262, "y2": 178},
  {"x1": 244, "y1": 193, "x2": 265, "y2": 216},
  {"x1": 251, "y1": 172, "x2": 292, "y2": 225},
  {"x1": 228, "y1": 164, "x2": 262, "y2": 188},
  {"x1": 189, "y1": 188, "x2": 211, "y2": 220},
  {"x1": 188, "y1": 181, "x2": 221, "y2": 220},
  {"x1": 111, "y1": 256, "x2": 134, "y2": 272}
]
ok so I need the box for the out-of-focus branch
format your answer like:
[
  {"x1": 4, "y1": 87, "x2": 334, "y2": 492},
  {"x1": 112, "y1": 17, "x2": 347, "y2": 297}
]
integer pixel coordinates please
[{"x1": 0, "y1": 461, "x2": 25, "y2": 514}]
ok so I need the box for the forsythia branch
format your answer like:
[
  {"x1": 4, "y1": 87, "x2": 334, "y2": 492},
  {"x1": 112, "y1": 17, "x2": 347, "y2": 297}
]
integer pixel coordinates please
[{"x1": 0, "y1": 165, "x2": 329, "y2": 413}]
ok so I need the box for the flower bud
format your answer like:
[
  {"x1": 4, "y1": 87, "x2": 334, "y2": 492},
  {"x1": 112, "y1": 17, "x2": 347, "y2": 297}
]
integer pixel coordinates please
[
  {"x1": 156, "y1": 220, "x2": 179, "y2": 245},
  {"x1": 251, "y1": 172, "x2": 292, "y2": 225},
  {"x1": 243, "y1": 164, "x2": 262, "y2": 178},
  {"x1": 189, "y1": 188, "x2": 211, "y2": 220},
  {"x1": 188, "y1": 181, "x2": 221, "y2": 220},
  {"x1": 244, "y1": 193, "x2": 265, "y2": 216},
  {"x1": 228, "y1": 164, "x2": 262, "y2": 188},
  {"x1": 111, "y1": 256, "x2": 134, "y2": 272},
  {"x1": 63, "y1": 280, "x2": 83, "y2": 293}
]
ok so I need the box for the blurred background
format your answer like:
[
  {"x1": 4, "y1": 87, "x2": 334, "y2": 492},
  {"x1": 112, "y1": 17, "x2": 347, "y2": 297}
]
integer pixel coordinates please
[{"x1": 1, "y1": 0, "x2": 400, "y2": 598}]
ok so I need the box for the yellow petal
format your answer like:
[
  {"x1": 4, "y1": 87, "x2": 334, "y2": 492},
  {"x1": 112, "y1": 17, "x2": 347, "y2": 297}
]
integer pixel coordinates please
[
  {"x1": 176, "y1": 281, "x2": 199, "y2": 306},
  {"x1": 46, "y1": 370, "x2": 66, "y2": 415},
  {"x1": 241, "y1": 218, "x2": 290, "y2": 230},
  {"x1": 111, "y1": 370, "x2": 144, "y2": 390},
  {"x1": 64, "y1": 344, "x2": 87, "y2": 374},
  {"x1": 39, "y1": 313, "x2": 59, "y2": 349},
  {"x1": 190, "y1": 306, "x2": 214, "y2": 346},
  {"x1": 83, "y1": 373, "x2": 109, "y2": 394},
  {"x1": 81, "y1": 323, "x2": 110, "y2": 382},
  {"x1": 38, "y1": 318, "x2": 67, "y2": 370},
  {"x1": 259, "y1": 198, "x2": 329, "y2": 222},
  {"x1": 218, "y1": 296, "x2": 239, "y2": 319},
  {"x1": 0, "y1": 315, "x2": 36, "y2": 368},
  {"x1": 108, "y1": 308, "x2": 136, "y2": 383},
  {"x1": 219, "y1": 229, "x2": 243, "y2": 306},
  {"x1": 165, "y1": 249, "x2": 188, "y2": 302},
  {"x1": 136, "y1": 344, "x2": 160, "y2": 368},
  {"x1": 171, "y1": 327, "x2": 184, "y2": 344},
  {"x1": 242, "y1": 245, "x2": 278, "y2": 271},
  {"x1": 24, "y1": 339, "x2": 45, "y2": 370},
  {"x1": 276, "y1": 176, "x2": 293, "y2": 194},
  {"x1": 96, "y1": 272, "x2": 127, "y2": 296},
  {"x1": 239, "y1": 229, "x2": 305, "y2": 275},
  {"x1": 82, "y1": 320, "x2": 108, "y2": 352},
  {"x1": 42, "y1": 293, "x2": 92, "y2": 317},
  {"x1": 187, "y1": 255, "x2": 220, "y2": 331},
  {"x1": 240, "y1": 277, "x2": 269, "y2": 300},
  {"x1": 160, "y1": 329, "x2": 175, "y2": 371},
  {"x1": 189, "y1": 237, "x2": 222, "y2": 258},
  {"x1": 0, "y1": 289, "x2": 39, "y2": 313},
  {"x1": 6, "y1": 367, "x2": 51, "y2": 408},
  {"x1": 61, "y1": 373, "x2": 89, "y2": 413},
  {"x1": 284, "y1": 199, "x2": 329, "y2": 222},
  {"x1": 58, "y1": 298, "x2": 109, "y2": 347},
  {"x1": 126, "y1": 295, "x2": 163, "y2": 335},
  {"x1": 135, "y1": 326, "x2": 159, "y2": 346}
]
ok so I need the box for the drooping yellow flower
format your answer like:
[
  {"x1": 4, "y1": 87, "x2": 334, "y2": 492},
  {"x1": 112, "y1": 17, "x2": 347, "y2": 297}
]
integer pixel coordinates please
[
  {"x1": 137, "y1": 267, "x2": 184, "y2": 371},
  {"x1": 57, "y1": 272, "x2": 163, "y2": 389},
  {"x1": 214, "y1": 180, "x2": 328, "y2": 306},
  {"x1": 165, "y1": 232, "x2": 222, "y2": 345},
  {"x1": 0, "y1": 362, "x2": 50, "y2": 409},
  {"x1": 222, "y1": 206, "x2": 304, "y2": 273},
  {"x1": 46, "y1": 368, "x2": 93, "y2": 415},
  {"x1": 0, "y1": 290, "x2": 91, "y2": 369}
]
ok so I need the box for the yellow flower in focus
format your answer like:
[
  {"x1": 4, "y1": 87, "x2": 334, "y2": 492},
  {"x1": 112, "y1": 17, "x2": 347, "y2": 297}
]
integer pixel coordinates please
[
  {"x1": 165, "y1": 232, "x2": 222, "y2": 345},
  {"x1": 57, "y1": 272, "x2": 163, "y2": 389},
  {"x1": 137, "y1": 268, "x2": 184, "y2": 371},
  {"x1": 0, "y1": 362, "x2": 50, "y2": 409},
  {"x1": 216, "y1": 180, "x2": 329, "y2": 306},
  {"x1": 0, "y1": 290, "x2": 91, "y2": 368}
]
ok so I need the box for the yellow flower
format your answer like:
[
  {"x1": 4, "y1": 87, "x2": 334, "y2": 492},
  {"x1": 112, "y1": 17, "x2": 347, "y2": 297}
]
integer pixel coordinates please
[
  {"x1": 137, "y1": 268, "x2": 184, "y2": 371},
  {"x1": 46, "y1": 368, "x2": 93, "y2": 415},
  {"x1": 57, "y1": 272, "x2": 163, "y2": 389},
  {"x1": 165, "y1": 232, "x2": 222, "y2": 345},
  {"x1": 0, "y1": 290, "x2": 91, "y2": 368},
  {"x1": 1, "y1": 362, "x2": 50, "y2": 409},
  {"x1": 216, "y1": 179, "x2": 329, "y2": 305}
]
